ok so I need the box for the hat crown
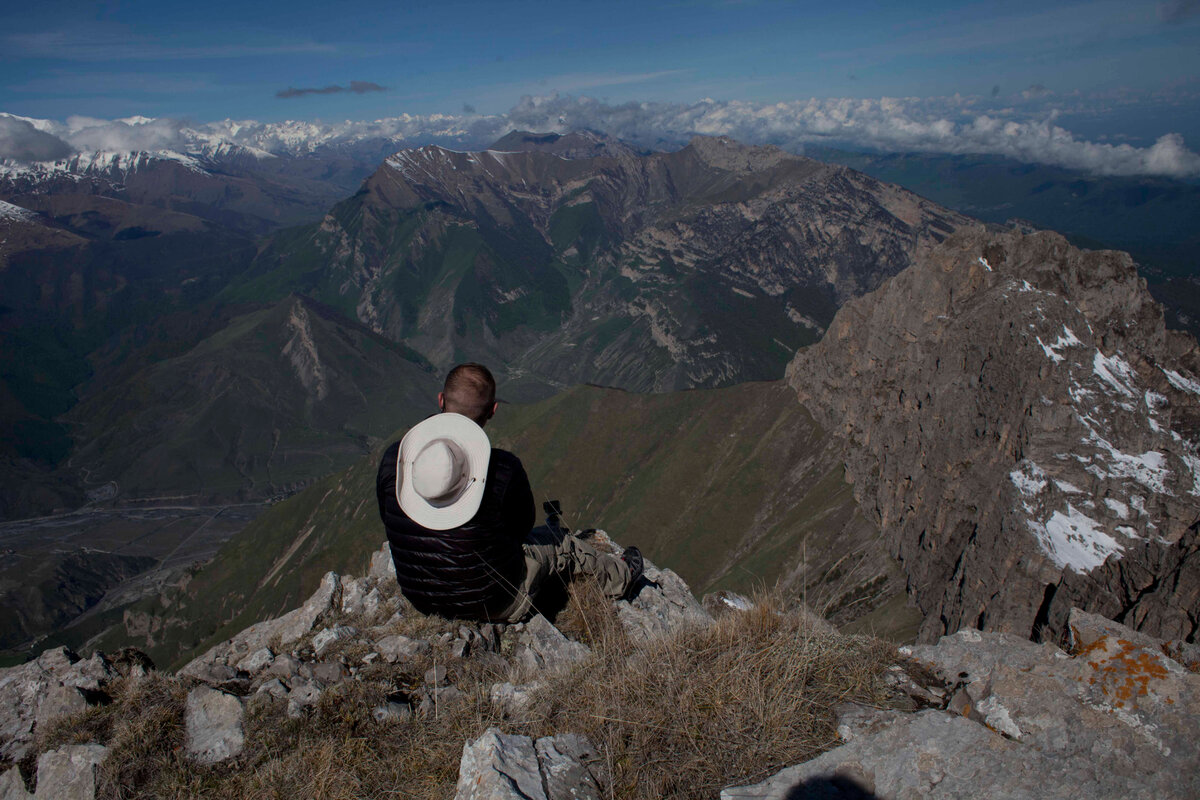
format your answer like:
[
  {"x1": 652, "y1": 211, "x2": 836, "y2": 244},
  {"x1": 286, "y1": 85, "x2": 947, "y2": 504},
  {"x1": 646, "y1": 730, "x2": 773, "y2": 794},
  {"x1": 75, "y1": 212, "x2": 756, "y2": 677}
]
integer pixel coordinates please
[
  {"x1": 396, "y1": 412, "x2": 490, "y2": 530},
  {"x1": 411, "y1": 439, "x2": 467, "y2": 501}
]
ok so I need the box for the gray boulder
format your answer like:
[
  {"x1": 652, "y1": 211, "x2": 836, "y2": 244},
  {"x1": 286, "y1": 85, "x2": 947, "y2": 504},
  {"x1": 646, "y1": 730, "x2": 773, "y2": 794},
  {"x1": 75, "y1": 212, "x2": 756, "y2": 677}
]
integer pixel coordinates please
[
  {"x1": 234, "y1": 647, "x2": 274, "y2": 675},
  {"x1": 34, "y1": 744, "x2": 108, "y2": 800},
  {"x1": 184, "y1": 687, "x2": 245, "y2": 764},
  {"x1": 376, "y1": 633, "x2": 434, "y2": 662},
  {"x1": 1, "y1": 767, "x2": 32, "y2": 800},
  {"x1": 311, "y1": 624, "x2": 357, "y2": 657},
  {"x1": 454, "y1": 728, "x2": 602, "y2": 800},
  {"x1": 368, "y1": 542, "x2": 396, "y2": 583},
  {"x1": 512, "y1": 615, "x2": 590, "y2": 675}
]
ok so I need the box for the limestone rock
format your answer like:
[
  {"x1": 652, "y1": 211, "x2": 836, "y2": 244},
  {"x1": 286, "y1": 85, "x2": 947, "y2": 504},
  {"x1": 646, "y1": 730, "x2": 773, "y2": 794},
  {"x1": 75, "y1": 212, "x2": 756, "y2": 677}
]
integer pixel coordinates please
[
  {"x1": 535, "y1": 734, "x2": 602, "y2": 800},
  {"x1": 589, "y1": 531, "x2": 713, "y2": 641},
  {"x1": 234, "y1": 647, "x2": 274, "y2": 675},
  {"x1": 0, "y1": 649, "x2": 94, "y2": 762},
  {"x1": 311, "y1": 624, "x2": 357, "y2": 657},
  {"x1": 832, "y1": 702, "x2": 907, "y2": 743},
  {"x1": 455, "y1": 728, "x2": 544, "y2": 800},
  {"x1": 338, "y1": 577, "x2": 371, "y2": 616},
  {"x1": 184, "y1": 687, "x2": 245, "y2": 764},
  {"x1": 616, "y1": 561, "x2": 713, "y2": 643},
  {"x1": 901, "y1": 628, "x2": 1066, "y2": 686},
  {"x1": 513, "y1": 615, "x2": 590, "y2": 675},
  {"x1": 723, "y1": 710, "x2": 1103, "y2": 799},
  {"x1": 0, "y1": 767, "x2": 32, "y2": 800},
  {"x1": 180, "y1": 572, "x2": 342, "y2": 680},
  {"x1": 368, "y1": 542, "x2": 396, "y2": 583},
  {"x1": 273, "y1": 572, "x2": 342, "y2": 645},
  {"x1": 310, "y1": 662, "x2": 348, "y2": 685},
  {"x1": 374, "y1": 634, "x2": 430, "y2": 663},
  {"x1": 454, "y1": 728, "x2": 602, "y2": 800},
  {"x1": 34, "y1": 744, "x2": 107, "y2": 800}
]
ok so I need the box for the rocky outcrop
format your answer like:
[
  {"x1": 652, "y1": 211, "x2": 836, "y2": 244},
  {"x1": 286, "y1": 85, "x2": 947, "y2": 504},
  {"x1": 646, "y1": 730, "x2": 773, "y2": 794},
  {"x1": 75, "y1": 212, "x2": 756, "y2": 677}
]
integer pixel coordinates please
[
  {"x1": 725, "y1": 608, "x2": 1200, "y2": 800},
  {"x1": 789, "y1": 228, "x2": 1200, "y2": 643},
  {"x1": 0, "y1": 648, "x2": 136, "y2": 762}
]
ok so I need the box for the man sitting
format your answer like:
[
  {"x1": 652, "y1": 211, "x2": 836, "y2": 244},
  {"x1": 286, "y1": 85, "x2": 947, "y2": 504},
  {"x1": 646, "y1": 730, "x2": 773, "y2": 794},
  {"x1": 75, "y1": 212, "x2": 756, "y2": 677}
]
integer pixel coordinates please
[{"x1": 375, "y1": 363, "x2": 643, "y2": 622}]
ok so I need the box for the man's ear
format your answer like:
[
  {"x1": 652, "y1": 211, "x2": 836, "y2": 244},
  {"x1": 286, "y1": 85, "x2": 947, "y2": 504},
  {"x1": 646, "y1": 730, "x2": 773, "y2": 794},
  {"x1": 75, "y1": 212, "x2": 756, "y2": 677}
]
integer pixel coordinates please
[
  {"x1": 489, "y1": 401, "x2": 498, "y2": 419},
  {"x1": 437, "y1": 392, "x2": 445, "y2": 412}
]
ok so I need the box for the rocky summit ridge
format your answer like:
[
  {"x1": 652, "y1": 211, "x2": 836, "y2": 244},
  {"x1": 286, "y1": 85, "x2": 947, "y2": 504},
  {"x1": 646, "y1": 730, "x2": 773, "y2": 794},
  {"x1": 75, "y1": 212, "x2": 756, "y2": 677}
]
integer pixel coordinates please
[
  {"x1": 2, "y1": 534, "x2": 1199, "y2": 798},
  {"x1": 789, "y1": 228, "x2": 1200, "y2": 645}
]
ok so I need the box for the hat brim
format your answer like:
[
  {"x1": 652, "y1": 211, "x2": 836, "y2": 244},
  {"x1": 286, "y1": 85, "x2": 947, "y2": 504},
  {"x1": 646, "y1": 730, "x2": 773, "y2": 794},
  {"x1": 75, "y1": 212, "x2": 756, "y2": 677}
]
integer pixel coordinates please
[{"x1": 397, "y1": 413, "x2": 491, "y2": 530}]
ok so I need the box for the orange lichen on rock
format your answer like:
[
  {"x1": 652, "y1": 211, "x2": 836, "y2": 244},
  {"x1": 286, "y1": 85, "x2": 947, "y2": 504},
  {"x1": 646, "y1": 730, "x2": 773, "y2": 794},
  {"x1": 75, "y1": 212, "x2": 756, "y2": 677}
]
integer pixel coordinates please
[{"x1": 1076, "y1": 635, "x2": 1173, "y2": 709}]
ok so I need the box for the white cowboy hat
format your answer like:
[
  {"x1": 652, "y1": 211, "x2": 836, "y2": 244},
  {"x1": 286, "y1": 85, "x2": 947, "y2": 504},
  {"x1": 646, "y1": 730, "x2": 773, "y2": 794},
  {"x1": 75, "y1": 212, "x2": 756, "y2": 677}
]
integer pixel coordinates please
[{"x1": 396, "y1": 412, "x2": 491, "y2": 530}]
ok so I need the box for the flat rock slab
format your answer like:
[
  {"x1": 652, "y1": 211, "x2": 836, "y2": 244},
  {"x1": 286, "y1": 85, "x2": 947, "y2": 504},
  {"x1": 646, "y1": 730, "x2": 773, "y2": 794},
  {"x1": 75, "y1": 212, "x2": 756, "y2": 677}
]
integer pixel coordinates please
[
  {"x1": 34, "y1": 744, "x2": 108, "y2": 800},
  {"x1": 184, "y1": 687, "x2": 244, "y2": 764},
  {"x1": 721, "y1": 710, "x2": 1139, "y2": 800},
  {"x1": 454, "y1": 728, "x2": 601, "y2": 800}
]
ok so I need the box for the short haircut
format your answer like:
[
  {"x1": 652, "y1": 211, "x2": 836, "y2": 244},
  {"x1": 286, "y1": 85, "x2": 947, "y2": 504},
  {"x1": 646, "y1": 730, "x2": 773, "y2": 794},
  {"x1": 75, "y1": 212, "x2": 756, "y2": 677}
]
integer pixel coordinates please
[{"x1": 442, "y1": 363, "x2": 496, "y2": 424}]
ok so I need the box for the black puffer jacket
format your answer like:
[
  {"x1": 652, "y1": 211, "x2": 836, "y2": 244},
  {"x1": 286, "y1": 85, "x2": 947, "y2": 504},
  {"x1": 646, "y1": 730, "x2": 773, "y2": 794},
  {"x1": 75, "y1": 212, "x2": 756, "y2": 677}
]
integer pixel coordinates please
[{"x1": 376, "y1": 439, "x2": 534, "y2": 621}]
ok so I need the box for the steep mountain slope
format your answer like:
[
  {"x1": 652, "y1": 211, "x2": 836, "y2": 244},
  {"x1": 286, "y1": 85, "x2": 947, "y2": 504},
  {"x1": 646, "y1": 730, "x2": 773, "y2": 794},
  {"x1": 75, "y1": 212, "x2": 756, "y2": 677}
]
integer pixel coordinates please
[
  {"x1": 95, "y1": 381, "x2": 910, "y2": 670},
  {"x1": 789, "y1": 228, "x2": 1200, "y2": 643},
  {"x1": 65, "y1": 294, "x2": 438, "y2": 503},
  {"x1": 233, "y1": 135, "x2": 968, "y2": 395}
]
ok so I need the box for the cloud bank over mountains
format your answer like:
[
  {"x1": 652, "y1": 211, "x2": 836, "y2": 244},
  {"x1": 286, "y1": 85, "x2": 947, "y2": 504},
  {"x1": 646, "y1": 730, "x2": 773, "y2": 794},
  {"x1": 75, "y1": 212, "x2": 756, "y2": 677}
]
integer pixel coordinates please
[{"x1": 2, "y1": 93, "x2": 1199, "y2": 179}]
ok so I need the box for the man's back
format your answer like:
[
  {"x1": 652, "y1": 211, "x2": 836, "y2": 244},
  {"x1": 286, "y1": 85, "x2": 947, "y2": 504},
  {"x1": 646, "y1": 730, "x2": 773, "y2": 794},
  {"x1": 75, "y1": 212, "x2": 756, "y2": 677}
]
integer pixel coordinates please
[{"x1": 376, "y1": 439, "x2": 534, "y2": 621}]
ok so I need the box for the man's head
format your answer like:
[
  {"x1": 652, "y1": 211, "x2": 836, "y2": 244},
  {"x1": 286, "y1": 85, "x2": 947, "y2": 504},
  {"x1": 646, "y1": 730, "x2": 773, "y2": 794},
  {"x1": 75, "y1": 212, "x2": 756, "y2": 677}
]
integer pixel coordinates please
[{"x1": 439, "y1": 363, "x2": 497, "y2": 426}]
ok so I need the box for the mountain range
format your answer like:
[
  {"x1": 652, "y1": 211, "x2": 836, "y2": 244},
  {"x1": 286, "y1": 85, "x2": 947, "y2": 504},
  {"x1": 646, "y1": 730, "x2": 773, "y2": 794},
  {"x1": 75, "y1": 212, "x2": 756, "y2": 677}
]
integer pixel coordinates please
[{"x1": 1, "y1": 129, "x2": 1198, "y2": 669}]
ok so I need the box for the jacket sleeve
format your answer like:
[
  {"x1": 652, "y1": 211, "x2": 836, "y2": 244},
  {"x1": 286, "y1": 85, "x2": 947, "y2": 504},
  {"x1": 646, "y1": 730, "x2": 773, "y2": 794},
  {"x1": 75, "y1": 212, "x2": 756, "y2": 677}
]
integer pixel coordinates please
[
  {"x1": 377, "y1": 441, "x2": 402, "y2": 521},
  {"x1": 503, "y1": 456, "x2": 536, "y2": 539}
]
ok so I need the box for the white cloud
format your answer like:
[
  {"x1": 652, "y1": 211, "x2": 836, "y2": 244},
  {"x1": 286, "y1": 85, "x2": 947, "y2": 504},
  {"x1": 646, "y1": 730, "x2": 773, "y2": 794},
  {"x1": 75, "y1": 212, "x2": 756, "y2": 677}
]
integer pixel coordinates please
[
  {"x1": 0, "y1": 114, "x2": 73, "y2": 162},
  {"x1": 5, "y1": 93, "x2": 1199, "y2": 179}
]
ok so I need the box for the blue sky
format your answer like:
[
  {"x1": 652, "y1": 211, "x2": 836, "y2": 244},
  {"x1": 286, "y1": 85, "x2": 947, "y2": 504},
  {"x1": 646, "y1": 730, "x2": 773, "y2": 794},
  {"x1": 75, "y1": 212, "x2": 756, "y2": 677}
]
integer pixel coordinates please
[{"x1": 2, "y1": 0, "x2": 1199, "y2": 170}]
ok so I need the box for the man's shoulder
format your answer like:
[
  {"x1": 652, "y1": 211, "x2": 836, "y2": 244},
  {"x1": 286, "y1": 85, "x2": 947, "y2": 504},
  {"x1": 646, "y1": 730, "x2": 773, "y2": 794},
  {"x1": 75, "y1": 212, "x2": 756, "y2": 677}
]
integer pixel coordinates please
[
  {"x1": 488, "y1": 447, "x2": 528, "y2": 481},
  {"x1": 490, "y1": 447, "x2": 521, "y2": 463},
  {"x1": 378, "y1": 439, "x2": 402, "y2": 474}
]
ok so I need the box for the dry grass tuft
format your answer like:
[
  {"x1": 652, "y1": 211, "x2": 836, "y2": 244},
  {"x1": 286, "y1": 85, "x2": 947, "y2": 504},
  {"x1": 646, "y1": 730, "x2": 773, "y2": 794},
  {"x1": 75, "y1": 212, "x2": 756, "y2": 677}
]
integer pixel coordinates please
[
  {"x1": 528, "y1": 595, "x2": 894, "y2": 799},
  {"x1": 553, "y1": 576, "x2": 627, "y2": 650}
]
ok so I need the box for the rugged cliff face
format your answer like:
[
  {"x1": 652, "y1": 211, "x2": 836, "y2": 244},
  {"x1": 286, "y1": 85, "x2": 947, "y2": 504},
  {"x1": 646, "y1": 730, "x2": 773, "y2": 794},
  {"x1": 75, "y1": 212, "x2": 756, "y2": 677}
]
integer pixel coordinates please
[
  {"x1": 241, "y1": 135, "x2": 968, "y2": 394},
  {"x1": 788, "y1": 228, "x2": 1200, "y2": 643}
]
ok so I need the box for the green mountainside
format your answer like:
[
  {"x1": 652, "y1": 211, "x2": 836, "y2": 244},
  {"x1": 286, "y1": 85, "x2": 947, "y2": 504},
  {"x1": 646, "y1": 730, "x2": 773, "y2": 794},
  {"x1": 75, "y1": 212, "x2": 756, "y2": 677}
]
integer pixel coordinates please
[
  {"x1": 92, "y1": 380, "x2": 911, "y2": 670},
  {"x1": 64, "y1": 294, "x2": 439, "y2": 503}
]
